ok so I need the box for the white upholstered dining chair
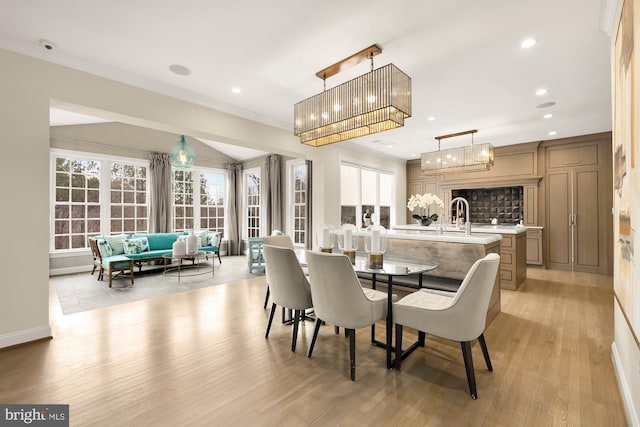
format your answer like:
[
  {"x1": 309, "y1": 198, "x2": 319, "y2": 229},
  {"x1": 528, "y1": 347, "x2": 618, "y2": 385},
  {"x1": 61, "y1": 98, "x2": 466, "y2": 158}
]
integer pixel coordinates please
[
  {"x1": 305, "y1": 250, "x2": 389, "y2": 381},
  {"x1": 393, "y1": 252, "x2": 500, "y2": 399},
  {"x1": 263, "y1": 244, "x2": 313, "y2": 352},
  {"x1": 262, "y1": 234, "x2": 296, "y2": 309}
]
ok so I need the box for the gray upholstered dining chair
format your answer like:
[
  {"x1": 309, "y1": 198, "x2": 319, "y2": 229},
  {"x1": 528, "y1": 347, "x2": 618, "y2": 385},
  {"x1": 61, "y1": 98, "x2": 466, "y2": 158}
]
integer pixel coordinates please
[
  {"x1": 262, "y1": 234, "x2": 296, "y2": 309},
  {"x1": 305, "y1": 250, "x2": 389, "y2": 381},
  {"x1": 263, "y1": 244, "x2": 313, "y2": 352},
  {"x1": 393, "y1": 252, "x2": 500, "y2": 399}
]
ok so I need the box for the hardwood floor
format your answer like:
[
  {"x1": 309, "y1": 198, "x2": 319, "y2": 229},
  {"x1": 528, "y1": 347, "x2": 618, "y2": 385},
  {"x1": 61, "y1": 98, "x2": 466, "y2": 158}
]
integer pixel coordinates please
[{"x1": 0, "y1": 268, "x2": 627, "y2": 426}]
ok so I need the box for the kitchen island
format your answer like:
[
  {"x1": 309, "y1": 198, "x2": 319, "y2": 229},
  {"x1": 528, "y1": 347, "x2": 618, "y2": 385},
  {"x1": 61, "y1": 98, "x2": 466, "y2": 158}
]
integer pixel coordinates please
[
  {"x1": 356, "y1": 228, "x2": 503, "y2": 325},
  {"x1": 393, "y1": 224, "x2": 528, "y2": 290}
]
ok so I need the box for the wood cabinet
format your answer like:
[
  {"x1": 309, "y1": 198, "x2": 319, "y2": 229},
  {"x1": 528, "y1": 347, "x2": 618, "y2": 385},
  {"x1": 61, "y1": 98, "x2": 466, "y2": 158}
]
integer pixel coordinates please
[
  {"x1": 498, "y1": 232, "x2": 527, "y2": 290},
  {"x1": 523, "y1": 185, "x2": 538, "y2": 226},
  {"x1": 407, "y1": 143, "x2": 542, "y2": 225},
  {"x1": 406, "y1": 132, "x2": 613, "y2": 276},
  {"x1": 526, "y1": 229, "x2": 543, "y2": 265},
  {"x1": 406, "y1": 163, "x2": 438, "y2": 223},
  {"x1": 543, "y1": 135, "x2": 612, "y2": 274}
]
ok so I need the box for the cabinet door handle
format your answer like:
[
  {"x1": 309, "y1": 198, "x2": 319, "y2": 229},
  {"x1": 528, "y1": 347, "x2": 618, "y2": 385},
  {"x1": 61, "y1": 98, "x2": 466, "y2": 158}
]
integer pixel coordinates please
[
  {"x1": 563, "y1": 160, "x2": 582, "y2": 165},
  {"x1": 568, "y1": 213, "x2": 577, "y2": 225}
]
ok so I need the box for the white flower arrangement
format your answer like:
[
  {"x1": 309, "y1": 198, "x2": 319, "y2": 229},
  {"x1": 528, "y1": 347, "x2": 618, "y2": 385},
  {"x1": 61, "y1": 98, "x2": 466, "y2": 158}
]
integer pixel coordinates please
[{"x1": 407, "y1": 193, "x2": 445, "y2": 224}]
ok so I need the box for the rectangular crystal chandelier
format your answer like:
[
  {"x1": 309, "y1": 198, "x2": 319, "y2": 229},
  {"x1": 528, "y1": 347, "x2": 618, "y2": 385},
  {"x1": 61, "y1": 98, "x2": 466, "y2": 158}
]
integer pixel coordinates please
[
  {"x1": 294, "y1": 46, "x2": 411, "y2": 147},
  {"x1": 421, "y1": 130, "x2": 495, "y2": 174}
]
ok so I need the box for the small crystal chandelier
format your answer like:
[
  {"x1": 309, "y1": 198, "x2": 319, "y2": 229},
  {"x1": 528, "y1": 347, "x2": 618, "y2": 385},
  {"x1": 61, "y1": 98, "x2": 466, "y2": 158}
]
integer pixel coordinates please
[
  {"x1": 294, "y1": 44, "x2": 412, "y2": 147},
  {"x1": 170, "y1": 135, "x2": 195, "y2": 169},
  {"x1": 421, "y1": 129, "x2": 494, "y2": 174}
]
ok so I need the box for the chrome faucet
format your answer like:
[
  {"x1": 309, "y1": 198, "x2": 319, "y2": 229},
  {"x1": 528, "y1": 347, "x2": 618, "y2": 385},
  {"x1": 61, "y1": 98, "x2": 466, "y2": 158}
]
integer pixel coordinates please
[{"x1": 450, "y1": 197, "x2": 471, "y2": 235}]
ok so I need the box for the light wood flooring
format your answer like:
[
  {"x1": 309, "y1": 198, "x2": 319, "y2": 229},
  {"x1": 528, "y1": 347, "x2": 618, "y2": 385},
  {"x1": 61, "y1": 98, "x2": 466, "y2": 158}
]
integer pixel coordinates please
[{"x1": 0, "y1": 268, "x2": 628, "y2": 426}]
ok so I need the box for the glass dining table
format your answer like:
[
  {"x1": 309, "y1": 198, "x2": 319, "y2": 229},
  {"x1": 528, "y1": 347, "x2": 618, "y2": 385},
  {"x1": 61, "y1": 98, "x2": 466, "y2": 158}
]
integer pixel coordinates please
[
  {"x1": 352, "y1": 257, "x2": 438, "y2": 368},
  {"x1": 298, "y1": 250, "x2": 438, "y2": 369}
]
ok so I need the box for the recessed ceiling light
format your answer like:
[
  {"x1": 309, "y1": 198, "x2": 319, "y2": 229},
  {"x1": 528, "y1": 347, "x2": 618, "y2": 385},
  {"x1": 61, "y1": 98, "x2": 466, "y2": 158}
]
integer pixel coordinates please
[
  {"x1": 536, "y1": 101, "x2": 556, "y2": 108},
  {"x1": 548, "y1": 131, "x2": 557, "y2": 136},
  {"x1": 427, "y1": 116, "x2": 436, "y2": 121},
  {"x1": 387, "y1": 144, "x2": 393, "y2": 148},
  {"x1": 536, "y1": 88, "x2": 548, "y2": 96},
  {"x1": 232, "y1": 87, "x2": 241, "y2": 94},
  {"x1": 411, "y1": 153, "x2": 417, "y2": 157},
  {"x1": 39, "y1": 39, "x2": 56, "y2": 51},
  {"x1": 543, "y1": 113, "x2": 553, "y2": 119},
  {"x1": 169, "y1": 64, "x2": 191, "y2": 76},
  {"x1": 521, "y1": 38, "x2": 537, "y2": 49}
]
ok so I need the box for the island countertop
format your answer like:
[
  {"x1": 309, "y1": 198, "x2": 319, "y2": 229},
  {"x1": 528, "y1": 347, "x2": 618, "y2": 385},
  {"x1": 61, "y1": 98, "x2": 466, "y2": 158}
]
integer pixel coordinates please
[
  {"x1": 392, "y1": 223, "x2": 528, "y2": 235},
  {"x1": 370, "y1": 228, "x2": 503, "y2": 244}
]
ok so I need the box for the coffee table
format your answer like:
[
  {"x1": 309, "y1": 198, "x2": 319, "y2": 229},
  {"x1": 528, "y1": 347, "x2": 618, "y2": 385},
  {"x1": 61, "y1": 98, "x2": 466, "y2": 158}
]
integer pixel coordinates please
[{"x1": 162, "y1": 251, "x2": 214, "y2": 283}]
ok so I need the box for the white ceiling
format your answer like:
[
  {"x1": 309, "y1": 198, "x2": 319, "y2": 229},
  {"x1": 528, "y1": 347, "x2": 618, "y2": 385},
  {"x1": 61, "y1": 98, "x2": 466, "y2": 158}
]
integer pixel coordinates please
[{"x1": 1, "y1": 0, "x2": 614, "y2": 160}]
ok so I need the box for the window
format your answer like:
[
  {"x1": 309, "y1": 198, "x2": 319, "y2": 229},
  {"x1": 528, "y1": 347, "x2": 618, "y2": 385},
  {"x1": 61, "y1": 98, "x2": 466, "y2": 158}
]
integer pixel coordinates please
[
  {"x1": 199, "y1": 172, "x2": 225, "y2": 233},
  {"x1": 173, "y1": 170, "x2": 195, "y2": 231},
  {"x1": 173, "y1": 168, "x2": 226, "y2": 233},
  {"x1": 51, "y1": 151, "x2": 148, "y2": 252},
  {"x1": 244, "y1": 168, "x2": 261, "y2": 238},
  {"x1": 288, "y1": 161, "x2": 308, "y2": 245},
  {"x1": 110, "y1": 162, "x2": 147, "y2": 234},
  {"x1": 53, "y1": 157, "x2": 101, "y2": 250},
  {"x1": 340, "y1": 163, "x2": 394, "y2": 229}
]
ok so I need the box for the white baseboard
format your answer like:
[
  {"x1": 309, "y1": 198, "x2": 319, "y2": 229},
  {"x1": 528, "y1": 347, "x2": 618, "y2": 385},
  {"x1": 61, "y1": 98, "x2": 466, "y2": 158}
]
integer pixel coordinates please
[
  {"x1": 611, "y1": 342, "x2": 640, "y2": 427},
  {"x1": 49, "y1": 266, "x2": 92, "y2": 276},
  {"x1": 0, "y1": 325, "x2": 52, "y2": 349}
]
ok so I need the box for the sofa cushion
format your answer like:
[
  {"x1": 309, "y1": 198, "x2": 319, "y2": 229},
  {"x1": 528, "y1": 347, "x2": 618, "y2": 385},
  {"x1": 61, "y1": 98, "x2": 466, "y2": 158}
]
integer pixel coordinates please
[
  {"x1": 207, "y1": 232, "x2": 221, "y2": 248},
  {"x1": 133, "y1": 233, "x2": 183, "y2": 251},
  {"x1": 105, "y1": 234, "x2": 128, "y2": 255},
  {"x1": 97, "y1": 239, "x2": 112, "y2": 258},
  {"x1": 124, "y1": 237, "x2": 149, "y2": 254},
  {"x1": 101, "y1": 254, "x2": 131, "y2": 270},
  {"x1": 194, "y1": 230, "x2": 209, "y2": 247},
  {"x1": 126, "y1": 249, "x2": 172, "y2": 260}
]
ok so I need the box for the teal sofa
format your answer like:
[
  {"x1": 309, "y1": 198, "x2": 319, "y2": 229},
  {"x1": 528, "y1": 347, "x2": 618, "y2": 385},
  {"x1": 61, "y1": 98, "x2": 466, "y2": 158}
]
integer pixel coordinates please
[
  {"x1": 89, "y1": 232, "x2": 222, "y2": 285},
  {"x1": 128, "y1": 232, "x2": 222, "y2": 271}
]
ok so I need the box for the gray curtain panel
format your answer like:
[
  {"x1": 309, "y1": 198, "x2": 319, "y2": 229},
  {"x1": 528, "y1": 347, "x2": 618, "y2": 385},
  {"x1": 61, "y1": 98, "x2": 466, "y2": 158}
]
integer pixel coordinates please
[
  {"x1": 305, "y1": 160, "x2": 313, "y2": 250},
  {"x1": 264, "y1": 154, "x2": 282, "y2": 235},
  {"x1": 148, "y1": 152, "x2": 172, "y2": 233},
  {"x1": 227, "y1": 163, "x2": 243, "y2": 255}
]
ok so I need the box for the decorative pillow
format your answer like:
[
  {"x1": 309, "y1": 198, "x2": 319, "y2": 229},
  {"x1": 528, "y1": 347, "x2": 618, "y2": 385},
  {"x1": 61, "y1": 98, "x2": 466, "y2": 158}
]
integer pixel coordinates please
[
  {"x1": 196, "y1": 230, "x2": 210, "y2": 247},
  {"x1": 97, "y1": 240, "x2": 112, "y2": 258},
  {"x1": 208, "y1": 232, "x2": 221, "y2": 248},
  {"x1": 124, "y1": 237, "x2": 149, "y2": 254},
  {"x1": 105, "y1": 234, "x2": 128, "y2": 255}
]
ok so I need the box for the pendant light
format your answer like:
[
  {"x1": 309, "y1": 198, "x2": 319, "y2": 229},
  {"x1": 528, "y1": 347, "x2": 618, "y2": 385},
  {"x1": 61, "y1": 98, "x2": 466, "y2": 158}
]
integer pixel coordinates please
[{"x1": 170, "y1": 135, "x2": 195, "y2": 169}]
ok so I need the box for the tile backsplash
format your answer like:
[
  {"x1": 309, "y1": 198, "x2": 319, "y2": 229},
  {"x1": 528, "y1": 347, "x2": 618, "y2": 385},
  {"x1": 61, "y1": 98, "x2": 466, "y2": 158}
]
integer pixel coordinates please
[{"x1": 454, "y1": 186, "x2": 524, "y2": 224}]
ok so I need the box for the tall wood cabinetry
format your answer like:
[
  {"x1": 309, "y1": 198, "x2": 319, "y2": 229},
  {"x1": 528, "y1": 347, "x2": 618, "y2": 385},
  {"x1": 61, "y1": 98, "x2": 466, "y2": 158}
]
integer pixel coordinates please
[
  {"x1": 406, "y1": 162, "x2": 439, "y2": 223},
  {"x1": 406, "y1": 143, "x2": 542, "y2": 225},
  {"x1": 542, "y1": 134, "x2": 612, "y2": 274}
]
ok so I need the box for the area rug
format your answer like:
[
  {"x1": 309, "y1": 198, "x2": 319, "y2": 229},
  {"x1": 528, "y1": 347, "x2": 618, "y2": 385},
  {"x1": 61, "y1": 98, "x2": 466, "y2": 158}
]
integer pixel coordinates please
[{"x1": 52, "y1": 255, "x2": 263, "y2": 315}]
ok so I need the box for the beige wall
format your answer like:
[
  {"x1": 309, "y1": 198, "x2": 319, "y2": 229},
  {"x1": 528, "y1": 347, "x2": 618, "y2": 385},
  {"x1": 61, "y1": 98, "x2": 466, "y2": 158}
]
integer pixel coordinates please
[{"x1": 0, "y1": 48, "x2": 406, "y2": 347}]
